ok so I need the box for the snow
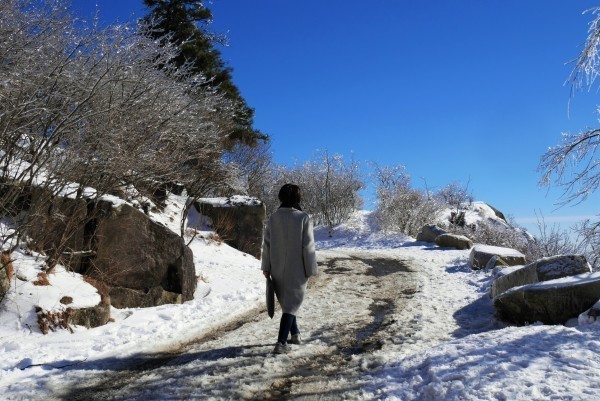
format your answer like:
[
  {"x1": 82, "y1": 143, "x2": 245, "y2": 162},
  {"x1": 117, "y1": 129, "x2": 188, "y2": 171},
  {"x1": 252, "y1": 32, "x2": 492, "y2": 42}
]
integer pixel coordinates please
[
  {"x1": 199, "y1": 195, "x2": 262, "y2": 207},
  {"x1": 472, "y1": 244, "x2": 526, "y2": 258},
  {"x1": 439, "y1": 201, "x2": 508, "y2": 228},
  {"x1": 1, "y1": 205, "x2": 600, "y2": 400}
]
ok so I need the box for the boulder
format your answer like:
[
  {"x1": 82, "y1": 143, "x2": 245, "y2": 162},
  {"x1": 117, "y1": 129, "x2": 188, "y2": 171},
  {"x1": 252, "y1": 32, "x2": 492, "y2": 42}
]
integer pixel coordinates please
[
  {"x1": 109, "y1": 286, "x2": 182, "y2": 309},
  {"x1": 491, "y1": 254, "x2": 591, "y2": 298},
  {"x1": 469, "y1": 244, "x2": 526, "y2": 270},
  {"x1": 88, "y1": 200, "x2": 196, "y2": 305},
  {"x1": 27, "y1": 187, "x2": 88, "y2": 271},
  {"x1": 435, "y1": 233, "x2": 473, "y2": 250},
  {"x1": 483, "y1": 202, "x2": 507, "y2": 224},
  {"x1": 485, "y1": 255, "x2": 509, "y2": 270},
  {"x1": 70, "y1": 302, "x2": 111, "y2": 328},
  {"x1": 416, "y1": 224, "x2": 448, "y2": 242},
  {"x1": 195, "y1": 196, "x2": 265, "y2": 259},
  {"x1": 578, "y1": 300, "x2": 600, "y2": 325},
  {"x1": 493, "y1": 272, "x2": 600, "y2": 325}
]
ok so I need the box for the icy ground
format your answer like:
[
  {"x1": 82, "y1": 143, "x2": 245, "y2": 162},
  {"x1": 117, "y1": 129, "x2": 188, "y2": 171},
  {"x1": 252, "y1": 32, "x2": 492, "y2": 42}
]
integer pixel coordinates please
[{"x1": 1, "y1": 209, "x2": 600, "y2": 400}]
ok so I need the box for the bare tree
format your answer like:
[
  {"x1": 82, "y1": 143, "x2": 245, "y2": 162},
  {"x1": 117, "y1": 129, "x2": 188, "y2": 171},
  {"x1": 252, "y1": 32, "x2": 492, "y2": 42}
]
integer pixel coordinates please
[
  {"x1": 264, "y1": 151, "x2": 364, "y2": 229},
  {"x1": 0, "y1": 0, "x2": 236, "y2": 268},
  {"x1": 539, "y1": 7, "x2": 600, "y2": 267},
  {"x1": 372, "y1": 163, "x2": 444, "y2": 237},
  {"x1": 223, "y1": 138, "x2": 274, "y2": 199}
]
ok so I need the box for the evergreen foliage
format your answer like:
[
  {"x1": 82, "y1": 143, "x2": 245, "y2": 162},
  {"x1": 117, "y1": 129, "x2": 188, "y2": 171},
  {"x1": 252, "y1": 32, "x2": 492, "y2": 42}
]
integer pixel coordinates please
[{"x1": 143, "y1": 0, "x2": 266, "y2": 147}]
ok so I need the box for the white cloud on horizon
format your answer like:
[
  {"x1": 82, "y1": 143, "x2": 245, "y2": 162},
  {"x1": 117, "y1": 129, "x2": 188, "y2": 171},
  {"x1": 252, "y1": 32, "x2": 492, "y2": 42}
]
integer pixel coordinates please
[{"x1": 514, "y1": 215, "x2": 598, "y2": 225}]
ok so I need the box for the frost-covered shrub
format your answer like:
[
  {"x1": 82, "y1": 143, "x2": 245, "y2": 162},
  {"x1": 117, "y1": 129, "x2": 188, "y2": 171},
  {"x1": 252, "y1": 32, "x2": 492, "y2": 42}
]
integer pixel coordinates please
[
  {"x1": 265, "y1": 151, "x2": 364, "y2": 227},
  {"x1": 0, "y1": 0, "x2": 235, "y2": 265},
  {"x1": 376, "y1": 189, "x2": 444, "y2": 237},
  {"x1": 436, "y1": 181, "x2": 474, "y2": 216},
  {"x1": 451, "y1": 220, "x2": 534, "y2": 258},
  {"x1": 372, "y1": 164, "x2": 444, "y2": 237}
]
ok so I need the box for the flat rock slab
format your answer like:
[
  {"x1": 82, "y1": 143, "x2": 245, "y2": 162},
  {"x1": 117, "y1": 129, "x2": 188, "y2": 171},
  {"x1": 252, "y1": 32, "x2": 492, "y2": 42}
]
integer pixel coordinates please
[
  {"x1": 494, "y1": 272, "x2": 600, "y2": 325},
  {"x1": 491, "y1": 254, "x2": 591, "y2": 298},
  {"x1": 470, "y1": 244, "x2": 526, "y2": 270}
]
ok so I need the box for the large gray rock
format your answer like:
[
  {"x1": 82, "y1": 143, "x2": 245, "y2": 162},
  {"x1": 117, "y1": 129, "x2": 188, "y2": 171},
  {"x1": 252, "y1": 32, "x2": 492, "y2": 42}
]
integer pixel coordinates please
[
  {"x1": 109, "y1": 286, "x2": 182, "y2": 309},
  {"x1": 27, "y1": 187, "x2": 88, "y2": 271},
  {"x1": 88, "y1": 200, "x2": 196, "y2": 305},
  {"x1": 416, "y1": 224, "x2": 448, "y2": 242},
  {"x1": 494, "y1": 273, "x2": 600, "y2": 325},
  {"x1": 483, "y1": 202, "x2": 507, "y2": 223},
  {"x1": 435, "y1": 233, "x2": 473, "y2": 250},
  {"x1": 195, "y1": 197, "x2": 265, "y2": 259},
  {"x1": 470, "y1": 244, "x2": 526, "y2": 270},
  {"x1": 491, "y1": 254, "x2": 592, "y2": 298},
  {"x1": 25, "y1": 194, "x2": 197, "y2": 309}
]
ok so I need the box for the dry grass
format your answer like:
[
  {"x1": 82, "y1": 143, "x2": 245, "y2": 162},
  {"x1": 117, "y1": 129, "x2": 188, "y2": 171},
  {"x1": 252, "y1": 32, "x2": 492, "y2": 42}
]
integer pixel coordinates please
[
  {"x1": 207, "y1": 232, "x2": 223, "y2": 245},
  {"x1": 211, "y1": 208, "x2": 236, "y2": 243},
  {"x1": 33, "y1": 272, "x2": 50, "y2": 286},
  {"x1": 35, "y1": 306, "x2": 74, "y2": 334},
  {"x1": 1, "y1": 251, "x2": 13, "y2": 282}
]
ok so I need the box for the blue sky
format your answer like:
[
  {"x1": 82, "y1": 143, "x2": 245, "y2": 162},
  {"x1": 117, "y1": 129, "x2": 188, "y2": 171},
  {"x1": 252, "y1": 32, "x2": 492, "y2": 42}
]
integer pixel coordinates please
[{"x1": 72, "y1": 0, "x2": 600, "y2": 232}]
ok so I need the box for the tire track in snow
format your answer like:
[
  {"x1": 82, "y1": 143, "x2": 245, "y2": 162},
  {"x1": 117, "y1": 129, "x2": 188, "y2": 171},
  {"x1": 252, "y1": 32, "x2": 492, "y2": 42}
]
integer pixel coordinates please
[{"x1": 62, "y1": 250, "x2": 420, "y2": 400}]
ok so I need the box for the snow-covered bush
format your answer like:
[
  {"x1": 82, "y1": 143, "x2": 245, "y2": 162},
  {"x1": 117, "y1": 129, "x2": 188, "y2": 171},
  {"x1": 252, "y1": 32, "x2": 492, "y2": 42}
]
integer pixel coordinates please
[
  {"x1": 372, "y1": 164, "x2": 444, "y2": 237},
  {"x1": 264, "y1": 151, "x2": 364, "y2": 227}
]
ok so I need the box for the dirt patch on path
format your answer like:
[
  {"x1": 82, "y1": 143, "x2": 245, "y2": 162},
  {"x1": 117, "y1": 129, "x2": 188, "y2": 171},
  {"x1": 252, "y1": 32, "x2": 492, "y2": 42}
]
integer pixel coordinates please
[{"x1": 62, "y1": 250, "x2": 420, "y2": 400}]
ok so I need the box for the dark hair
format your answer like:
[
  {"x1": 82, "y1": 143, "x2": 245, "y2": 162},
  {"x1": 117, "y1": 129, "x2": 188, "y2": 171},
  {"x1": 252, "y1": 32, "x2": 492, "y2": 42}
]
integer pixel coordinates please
[{"x1": 278, "y1": 183, "x2": 301, "y2": 207}]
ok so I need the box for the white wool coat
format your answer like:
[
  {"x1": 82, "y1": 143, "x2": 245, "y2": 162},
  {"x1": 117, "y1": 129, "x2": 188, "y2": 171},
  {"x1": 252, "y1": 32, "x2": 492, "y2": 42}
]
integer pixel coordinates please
[{"x1": 261, "y1": 207, "x2": 318, "y2": 315}]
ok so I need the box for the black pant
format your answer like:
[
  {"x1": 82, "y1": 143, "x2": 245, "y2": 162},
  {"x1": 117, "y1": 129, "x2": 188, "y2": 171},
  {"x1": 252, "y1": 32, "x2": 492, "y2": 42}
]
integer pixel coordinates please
[{"x1": 278, "y1": 313, "x2": 299, "y2": 344}]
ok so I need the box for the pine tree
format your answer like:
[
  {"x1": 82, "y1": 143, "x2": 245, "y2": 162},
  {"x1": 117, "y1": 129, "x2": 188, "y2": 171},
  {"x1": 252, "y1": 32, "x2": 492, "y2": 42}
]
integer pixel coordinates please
[{"x1": 143, "y1": 0, "x2": 266, "y2": 147}]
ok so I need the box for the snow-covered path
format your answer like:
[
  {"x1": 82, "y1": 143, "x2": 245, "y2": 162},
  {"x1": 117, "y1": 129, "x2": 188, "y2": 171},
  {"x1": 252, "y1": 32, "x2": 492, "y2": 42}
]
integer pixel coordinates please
[
  {"x1": 4, "y1": 209, "x2": 600, "y2": 400},
  {"x1": 58, "y1": 249, "x2": 420, "y2": 399}
]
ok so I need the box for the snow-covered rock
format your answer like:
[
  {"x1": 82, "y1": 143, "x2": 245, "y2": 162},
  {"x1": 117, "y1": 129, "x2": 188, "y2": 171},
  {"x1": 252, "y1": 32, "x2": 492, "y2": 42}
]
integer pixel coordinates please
[
  {"x1": 494, "y1": 272, "x2": 600, "y2": 325},
  {"x1": 194, "y1": 197, "x2": 265, "y2": 259},
  {"x1": 491, "y1": 254, "x2": 591, "y2": 298},
  {"x1": 435, "y1": 233, "x2": 473, "y2": 250},
  {"x1": 485, "y1": 255, "x2": 509, "y2": 270},
  {"x1": 416, "y1": 224, "x2": 447, "y2": 242},
  {"x1": 469, "y1": 244, "x2": 526, "y2": 270},
  {"x1": 440, "y1": 201, "x2": 510, "y2": 229}
]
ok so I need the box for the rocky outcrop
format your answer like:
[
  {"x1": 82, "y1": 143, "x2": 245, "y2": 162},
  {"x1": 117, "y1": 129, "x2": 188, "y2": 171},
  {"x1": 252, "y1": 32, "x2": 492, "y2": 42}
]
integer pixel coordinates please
[
  {"x1": 195, "y1": 197, "x2": 265, "y2": 259},
  {"x1": 109, "y1": 286, "x2": 182, "y2": 309},
  {"x1": 27, "y1": 188, "x2": 88, "y2": 271},
  {"x1": 493, "y1": 273, "x2": 600, "y2": 325},
  {"x1": 491, "y1": 255, "x2": 592, "y2": 298},
  {"x1": 469, "y1": 244, "x2": 526, "y2": 270},
  {"x1": 416, "y1": 224, "x2": 448, "y2": 242},
  {"x1": 435, "y1": 233, "x2": 473, "y2": 250},
  {"x1": 25, "y1": 191, "x2": 197, "y2": 309},
  {"x1": 87, "y1": 200, "x2": 196, "y2": 306},
  {"x1": 483, "y1": 202, "x2": 507, "y2": 224}
]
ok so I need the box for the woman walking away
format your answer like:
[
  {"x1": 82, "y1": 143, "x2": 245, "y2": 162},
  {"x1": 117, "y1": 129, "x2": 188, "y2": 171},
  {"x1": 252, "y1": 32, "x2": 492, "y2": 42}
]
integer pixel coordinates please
[{"x1": 261, "y1": 183, "x2": 318, "y2": 354}]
